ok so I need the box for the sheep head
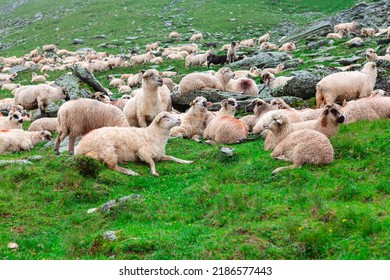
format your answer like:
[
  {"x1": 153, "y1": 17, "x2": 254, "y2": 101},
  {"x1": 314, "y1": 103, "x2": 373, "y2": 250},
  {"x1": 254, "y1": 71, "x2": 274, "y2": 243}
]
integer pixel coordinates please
[
  {"x1": 245, "y1": 98, "x2": 268, "y2": 113},
  {"x1": 321, "y1": 104, "x2": 345, "y2": 127},
  {"x1": 143, "y1": 69, "x2": 163, "y2": 87},
  {"x1": 154, "y1": 112, "x2": 181, "y2": 129},
  {"x1": 221, "y1": 98, "x2": 239, "y2": 111}
]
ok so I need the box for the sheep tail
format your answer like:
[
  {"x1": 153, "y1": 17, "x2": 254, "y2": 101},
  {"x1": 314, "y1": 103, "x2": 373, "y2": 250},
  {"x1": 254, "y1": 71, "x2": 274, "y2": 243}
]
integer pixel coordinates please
[{"x1": 238, "y1": 79, "x2": 253, "y2": 92}]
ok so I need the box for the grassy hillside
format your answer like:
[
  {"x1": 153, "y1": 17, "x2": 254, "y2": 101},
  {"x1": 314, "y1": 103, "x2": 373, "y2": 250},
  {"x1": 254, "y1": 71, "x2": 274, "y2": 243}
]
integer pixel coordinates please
[{"x1": 1, "y1": 0, "x2": 389, "y2": 260}]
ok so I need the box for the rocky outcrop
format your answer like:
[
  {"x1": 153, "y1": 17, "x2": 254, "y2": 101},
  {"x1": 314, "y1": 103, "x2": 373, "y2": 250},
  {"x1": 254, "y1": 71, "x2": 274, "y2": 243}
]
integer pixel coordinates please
[{"x1": 229, "y1": 51, "x2": 300, "y2": 69}]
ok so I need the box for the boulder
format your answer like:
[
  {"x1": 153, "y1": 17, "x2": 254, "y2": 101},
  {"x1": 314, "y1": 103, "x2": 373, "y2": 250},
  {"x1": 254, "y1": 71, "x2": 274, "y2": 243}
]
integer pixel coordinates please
[{"x1": 229, "y1": 51, "x2": 300, "y2": 69}]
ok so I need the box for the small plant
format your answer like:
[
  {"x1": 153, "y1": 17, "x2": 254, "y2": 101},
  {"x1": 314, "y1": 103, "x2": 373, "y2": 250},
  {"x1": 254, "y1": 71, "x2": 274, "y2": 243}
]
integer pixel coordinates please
[{"x1": 73, "y1": 155, "x2": 103, "y2": 178}]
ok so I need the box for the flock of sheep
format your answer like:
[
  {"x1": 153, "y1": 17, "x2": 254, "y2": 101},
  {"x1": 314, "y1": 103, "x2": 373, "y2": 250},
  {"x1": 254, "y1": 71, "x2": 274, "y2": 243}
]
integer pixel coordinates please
[{"x1": 0, "y1": 21, "x2": 389, "y2": 175}]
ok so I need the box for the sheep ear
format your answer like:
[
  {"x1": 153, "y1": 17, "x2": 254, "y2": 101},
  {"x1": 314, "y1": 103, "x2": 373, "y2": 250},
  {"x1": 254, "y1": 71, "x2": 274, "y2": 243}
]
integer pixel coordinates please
[
  {"x1": 321, "y1": 113, "x2": 328, "y2": 127},
  {"x1": 371, "y1": 63, "x2": 376, "y2": 68},
  {"x1": 189, "y1": 101, "x2": 195, "y2": 106},
  {"x1": 221, "y1": 99, "x2": 228, "y2": 107},
  {"x1": 342, "y1": 99, "x2": 347, "y2": 107},
  {"x1": 155, "y1": 115, "x2": 162, "y2": 123},
  {"x1": 207, "y1": 102, "x2": 213, "y2": 107}
]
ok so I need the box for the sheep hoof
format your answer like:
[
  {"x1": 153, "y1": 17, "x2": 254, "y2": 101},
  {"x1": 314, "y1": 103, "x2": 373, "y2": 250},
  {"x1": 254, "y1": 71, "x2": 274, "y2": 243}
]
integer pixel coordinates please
[
  {"x1": 151, "y1": 172, "x2": 159, "y2": 177},
  {"x1": 183, "y1": 160, "x2": 193, "y2": 164},
  {"x1": 205, "y1": 140, "x2": 216, "y2": 145},
  {"x1": 124, "y1": 169, "x2": 139, "y2": 176}
]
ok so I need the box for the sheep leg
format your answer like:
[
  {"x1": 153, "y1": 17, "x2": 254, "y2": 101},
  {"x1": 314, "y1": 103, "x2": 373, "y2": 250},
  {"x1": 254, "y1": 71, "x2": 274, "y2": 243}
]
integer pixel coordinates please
[
  {"x1": 160, "y1": 155, "x2": 193, "y2": 164},
  {"x1": 191, "y1": 135, "x2": 202, "y2": 142},
  {"x1": 272, "y1": 163, "x2": 301, "y2": 175},
  {"x1": 68, "y1": 134, "x2": 76, "y2": 155},
  {"x1": 54, "y1": 131, "x2": 67, "y2": 155},
  {"x1": 111, "y1": 165, "x2": 139, "y2": 176},
  {"x1": 143, "y1": 157, "x2": 159, "y2": 177}
]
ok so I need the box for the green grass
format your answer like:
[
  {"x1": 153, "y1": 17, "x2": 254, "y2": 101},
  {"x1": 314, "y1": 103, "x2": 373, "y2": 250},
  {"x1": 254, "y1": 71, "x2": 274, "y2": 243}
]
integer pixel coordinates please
[{"x1": 1, "y1": 0, "x2": 390, "y2": 260}]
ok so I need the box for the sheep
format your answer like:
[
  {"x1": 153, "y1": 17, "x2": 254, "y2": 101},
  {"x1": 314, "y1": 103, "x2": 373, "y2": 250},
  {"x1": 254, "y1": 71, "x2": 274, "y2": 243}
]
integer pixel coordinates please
[
  {"x1": 344, "y1": 37, "x2": 364, "y2": 48},
  {"x1": 162, "y1": 78, "x2": 174, "y2": 92},
  {"x1": 166, "y1": 53, "x2": 185, "y2": 60},
  {"x1": 123, "y1": 69, "x2": 171, "y2": 127},
  {"x1": 1, "y1": 83, "x2": 20, "y2": 91},
  {"x1": 0, "y1": 103, "x2": 27, "y2": 118},
  {"x1": 326, "y1": 30, "x2": 346, "y2": 39},
  {"x1": 315, "y1": 62, "x2": 377, "y2": 108},
  {"x1": 261, "y1": 63, "x2": 285, "y2": 75},
  {"x1": 259, "y1": 42, "x2": 279, "y2": 50},
  {"x1": 13, "y1": 84, "x2": 69, "y2": 117},
  {"x1": 170, "y1": 96, "x2": 211, "y2": 141},
  {"x1": 334, "y1": 22, "x2": 358, "y2": 34},
  {"x1": 75, "y1": 111, "x2": 192, "y2": 176},
  {"x1": 271, "y1": 129, "x2": 334, "y2": 175},
  {"x1": 261, "y1": 71, "x2": 293, "y2": 91},
  {"x1": 279, "y1": 42, "x2": 296, "y2": 52},
  {"x1": 92, "y1": 92, "x2": 111, "y2": 104},
  {"x1": 27, "y1": 47, "x2": 39, "y2": 58},
  {"x1": 146, "y1": 41, "x2": 160, "y2": 52},
  {"x1": 150, "y1": 57, "x2": 163, "y2": 64},
  {"x1": 42, "y1": 44, "x2": 58, "y2": 52},
  {"x1": 365, "y1": 48, "x2": 390, "y2": 61},
  {"x1": 178, "y1": 70, "x2": 225, "y2": 96},
  {"x1": 189, "y1": 33, "x2": 204, "y2": 43},
  {"x1": 207, "y1": 53, "x2": 227, "y2": 67},
  {"x1": 234, "y1": 67, "x2": 262, "y2": 79},
  {"x1": 118, "y1": 85, "x2": 132, "y2": 93},
  {"x1": 185, "y1": 50, "x2": 211, "y2": 68},
  {"x1": 1, "y1": 57, "x2": 26, "y2": 67},
  {"x1": 341, "y1": 94, "x2": 390, "y2": 124},
  {"x1": 127, "y1": 70, "x2": 145, "y2": 87},
  {"x1": 240, "y1": 38, "x2": 257, "y2": 47},
  {"x1": 28, "y1": 118, "x2": 59, "y2": 132},
  {"x1": 178, "y1": 43, "x2": 199, "y2": 54},
  {"x1": 258, "y1": 32, "x2": 271, "y2": 45},
  {"x1": 203, "y1": 115, "x2": 248, "y2": 145},
  {"x1": 31, "y1": 72, "x2": 49, "y2": 83},
  {"x1": 226, "y1": 77, "x2": 258, "y2": 96},
  {"x1": 361, "y1": 27, "x2": 376, "y2": 37},
  {"x1": 269, "y1": 98, "x2": 292, "y2": 110},
  {"x1": 54, "y1": 98, "x2": 129, "y2": 155},
  {"x1": 85, "y1": 60, "x2": 111, "y2": 73},
  {"x1": 0, "y1": 130, "x2": 52, "y2": 155},
  {"x1": 107, "y1": 75, "x2": 125, "y2": 88},
  {"x1": 0, "y1": 72, "x2": 17, "y2": 82},
  {"x1": 160, "y1": 71, "x2": 177, "y2": 77},
  {"x1": 57, "y1": 49, "x2": 77, "y2": 56},
  {"x1": 292, "y1": 104, "x2": 345, "y2": 137},
  {"x1": 227, "y1": 41, "x2": 237, "y2": 63},
  {"x1": 169, "y1": 31, "x2": 181, "y2": 41},
  {"x1": 240, "y1": 98, "x2": 273, "y2": 132},
  {"x1": 130, "y1": 52, "x2": 155, "y2": 66},
  {"x1": 0, "y1": 109, "x2": 24, "y2": 130},
  {"x1": 206, "y1": 97, "x2": 239, "y2": 126}
]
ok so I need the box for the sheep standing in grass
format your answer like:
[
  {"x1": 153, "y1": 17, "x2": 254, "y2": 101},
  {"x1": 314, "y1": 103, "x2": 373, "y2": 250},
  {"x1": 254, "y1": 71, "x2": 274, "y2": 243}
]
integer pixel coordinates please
[
  {"x1": 31, "y1": 72, "x2": 49, "y2": 83},
  {"x1": 13, "y1": 84, "x2": 69, "y2": 117},
  {"x1": 54, "y1": 99, "x2": 129, "y2": 155},
  {"x1": 123, "y1": 69, "x2": 171, "y2": 127},
  {"x1": 227, "y1": 41, "x2": 237, "y2": 63},
  {"x1": 76, "y1": 111, "x2": 193, "y2": 177},
  {"x1": 185, "y1": 50, "x2": 211, "y2": 68},
  {"x1": 258, "y1": 32, "x2": 270, "y2": 45},
  {"x1": 292, "y1": 104, "x2": 345, "y2": 137},
  {"x1": 316, "y1": 62, "x2": 377, "y2": 108},
  {"x1": 190, "y1": 33, "x2": 204, "y2": 43},
  {"x1": 170, "y1": 96, "x2": 211, "y2": 141},
  {"x1": 169, "y1": 31, "x2": 181, "y2": 41},
  {"x1": 0, "y1": 129, "x2": 52, "y2": 154}
]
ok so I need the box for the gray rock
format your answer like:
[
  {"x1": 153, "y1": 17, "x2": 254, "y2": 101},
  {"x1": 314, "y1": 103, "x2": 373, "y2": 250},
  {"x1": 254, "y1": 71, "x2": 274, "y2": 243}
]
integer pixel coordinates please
[
  {"x1": 9, "y1": 65, "x2": 30, "y2": 73},
  {"x1": 230, "y1": 51, "x2": 300, "y2": 69},
  {"x1": 339, "y1": 56, "x2": 363, "y2": 66},
  {"x1": 27, "y1": 155, "x2": 43, "y2": 161},
  {"x1": 72, "y1": 38, "x2": 84, "y2": 45},
  {"x1": 91, "y1": 34, "x2": 107, "y2": 39},
  {"x1": 312, "y1": 56, "x2": 335, "y2": 63},
  {"x1": 103, "y1": 231, "x2": 119, "y2": 241},
  {"x1": 306, "y1": 39, "x2": 328, "y2": 50},
  {"x1": 0, "y1": 160, "x2": 33, "y2": 166}
]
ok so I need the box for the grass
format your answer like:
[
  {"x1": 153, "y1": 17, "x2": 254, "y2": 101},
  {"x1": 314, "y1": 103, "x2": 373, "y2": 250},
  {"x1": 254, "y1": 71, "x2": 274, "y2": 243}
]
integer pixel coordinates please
[{"x1": 1, "y1": 0, "x2": 389, "y2": 260}]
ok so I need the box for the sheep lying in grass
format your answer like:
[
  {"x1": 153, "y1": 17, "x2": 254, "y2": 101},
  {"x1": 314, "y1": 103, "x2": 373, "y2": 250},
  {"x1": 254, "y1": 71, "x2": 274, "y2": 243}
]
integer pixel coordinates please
[
  {"x1": 279, "y1": 42, "x2": 296, "y2": 52},
  {"x1": 170, "y1": 96, "x2": 211, "y2": 141},
  {"x1": 31, "y1": 72, "x2": 49, "y2": 83},
  {"x1": 28, "y1": 118, "x2": 59, "y2": 132},
  {"x1": 178, "y1": 69, "x2": 227, "y2": 96},
  {"x1": 146, "y1": 41, "x2": 160, "y2": 52},
  {"x1": 204, "y1": 98, "x2": 247, "y2": 144},
  {"x1": 259, "y1": 42, "x2": 279, "y2": 50},
  {"x1": 0, "y1": 72, "x2": 17, "y2": 82},
  {"x1": 261, "y1": 64, "x2": 285, "y2": 75},
  {"x1": 263, "y1": 113, "x2": 334, "y2": 174},
  {"x1": 240, "y1": 98, "x2": 273, "y2": 132},
  {"x1": 118, "y1": 85, "x2": 132, "y2": 93},
  {"x1": 55, "y1": 98, "x2": 129, "y2": 155},
  {"x1": 123, "y1": 69, "x2": 171, "y2": 127},
  {"x1": 365, "y1": 48, "x2": 390, "y2": 61},
  {"x1": 76, "y1": 111, "x2": 193, "y2": 177},
  {"x1": 0, "y1": 109, "x2": 24, "y2": 130},
  {"x1": 341, "y1": 93, "x2": 390, "y2": 124},
  {"x1": 261, "y1": 71, "x2": 293, "y2": 91},
  {"x1": 316, "y1": 62, "x2": 377, "y2": 108},
  {"x1": 226, "y1": 76, "x2": 258, "y2": 96},
  {"x1": 130, "y1": 52, "x2": 155, "y2": 66},
  {"x1": 190, "y1": 33, "x2": 204, "y2": 43},
  {"x1": 1, "y1": 83, "x2": 20, "y2": 91},
  {"x1": 127, "y1": 70, "x2": 145, "y2": 87},
  {"x1": 326, "y1": 30, "x2": 346, "y2": 39},
  {"x1": 258, "y1": 32, "x2": 270, "y2": 45},
  {"x1": 107, "y1": 75, "x2": 125, "y2": 88},
  {"x1": 234, "y1": 67, "x2": 261, "y2": 79},
  {"x1": 206, "y1": 97, "x2": 239, "y2": 126},
  {"x1": 13, "y1": 84, "x2": 69, "y2": 117},
  {"x1": 169, "y1": 31, "x2": 181, "y2": 41},
  {"x1": 240, "y1": 38, "x2": 257, "y2": 47},
  {"x1": 292, "y1": 104, "x2": 345, "y2": 137},
  {"x1": 0, "y1": 129, "x2": 52, "y2": 154}
]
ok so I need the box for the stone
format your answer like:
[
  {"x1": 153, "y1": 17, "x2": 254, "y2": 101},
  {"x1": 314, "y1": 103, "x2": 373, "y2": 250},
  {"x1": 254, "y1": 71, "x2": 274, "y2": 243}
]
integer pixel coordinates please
[
  {"x1": 72, "y1": 38, "x2": 84, "y2": 45},
  {"x1": 229, "y1": 51, "x2": 300, "y2": 69},
  {"x1": 339, "y1": 56, "x2": 364, "y2": 66}
]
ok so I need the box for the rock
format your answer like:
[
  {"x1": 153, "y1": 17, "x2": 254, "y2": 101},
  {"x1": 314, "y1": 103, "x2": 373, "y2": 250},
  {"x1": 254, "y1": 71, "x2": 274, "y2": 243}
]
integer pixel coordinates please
[
  {"x1": 221, "y1": 147, "x2": 234, "y2": 157},
  {"x1": 0, "y1": 160, "x2": 33, "y2": 166},
  {"x1": 7, "y1": 242, "x2": 18, "y2": 249},
  {"x1": 103, "y1": 231, "x2": 119, "y2": 241},
  {"x1": 230, "y1": 51, "x2": 300, "y2": 69},
  {"x1": 71, "y1": 64, "x2": 109, "y2": 94},
  {"x1": 9, "y1": 65, "x2": 30, "y2": 73},
  {"x1": 339, "y1": 56, "x2": 363, "y2": 66},
  {"x1": 125, "y1": 36, "x2": 139, "y2": 40},
  {"x1": 72, "y1": 38, "x2": 84, "y2": 45},
  {"x1": 27, "y1": 155, "x2": 43, "y2": 161},
  {"x1": 91, "y1": 34, "x2": 107, "y2": 39},
  {"x1": 306, "y1": 39, "x2": 328, "y2": 50},
  {"x1": 312, "y1": 56, "x2": 335, "y2": 63},
  {"x1": 271, "y1": 70, "x2": 322, "y2": 99},
  {"x1": 54, "y1": 73, "x2": 93, "y2": 100}
]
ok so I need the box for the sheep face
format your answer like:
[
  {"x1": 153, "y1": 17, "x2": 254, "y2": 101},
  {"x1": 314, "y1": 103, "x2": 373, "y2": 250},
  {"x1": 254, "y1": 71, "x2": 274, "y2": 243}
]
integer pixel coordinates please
[
  {"x1": 154, "y1": 112, "x2": 181, "y2": 129},
  {"x1": 261, "y1": 71, "x2": 274, "y2": 86},
  {"x1": 365, "y1": 48, "x2": 376, "y2": 60},
  {"x1": 143, "y1": 70, "x2": 163, "y2": 87},
  {"x1": 270, "y1": 98, "x2": 290, "y2": 109},
  {"x1": 322, "y1": 104, "x2": 345, "y2": 125},
  {"x1": 39, "y1": 130, "x2": 53, "y2": 141},
  {"x1": 219, "y1": 67, "x2": 235, "y2": 79},
  {"x1": 92, "y1": 92, "x2": 110, "y2": 103},
  {"x1": 221, "y1": 98, "x2": 239, "y2": 112},
  {"x1": 10, "y1": 105, "x2": 27, "y2": 117},
  {"x1": 245, "y1": 98, "x2": 267, "y2": 113},
  {"x1": 189, "y1": 96, "x2": 209, "y2": 112},
  {"x1": 9, "y1": 111, "x2": 23, "y2": 124},
  {"x1": 264, "y1": 113, "x2": 288, "y2": 131}
]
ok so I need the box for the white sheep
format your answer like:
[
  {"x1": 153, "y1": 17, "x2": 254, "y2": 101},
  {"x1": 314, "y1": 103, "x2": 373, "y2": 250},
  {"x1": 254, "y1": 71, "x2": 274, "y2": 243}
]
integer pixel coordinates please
[
  {"x1": 206, "y1": 97, "x2": 239, "y2": 126},
  {"x1": 258, "y1": 32, "x2": 271, "y2": 45},
  {"x1": 227, "y1": 41, "x2": 237, "y2": 63},
  {"x1": 326, "y1": 30, "x2": 346, "y2": 39},
  {"x1": 334, "y1": 21, "x2": 358, "y2": 34},
  {"x1": 127, "y1": 70, "x2": 145, "y2": 87},
  {"x1": 0, "y1": 72, "x2": 17, "y2": 83},
  {"x1": 361, "y1": 27, "x2": 376, "y2": 37},
  {"x1": 316, "y1": 62, "x2": 377, "y2": 108},
  {"x1": 178, "y1": 70, "x2": 225, "y2": 96},
  {"x1": 226, "y1": 76, "x2": 258, "y2": 96},
  {"x1": 261, "y1": 71, "x2": 293, "y2": 91},
  {"x1": 130, "y1": 52, "x2": 155, "y2": 66},
  {"x1": 54, "y1": 98, "x2": 129, "y2": 155},
  {"x1": 123, "y1": 69, "x2": 171, "y2": 127},
  {"x1": 279, "y1": 42, "x2": 296, "y2": 52},
  {"x1": 1, "y1": 83, "x2": 20, "y2": 91},
  {"x1": 169, "y1": 31, "x2": 181, "y2": 41},
  {"x1": 170, "y1": 96, "x2": 211, "y2": 141},
  {"x1": 0, "y1": 130, "x2": 52, "y2": 154},
  {"x1": 14, "y1": 84, "x2": 69, "y2": 117},
  {"x1": 189, "y1": 33, "x2": 204, "y2": 43},
  {"x1": 240, "y1": 98, "x2": 273, "y2": 132},
  {"x1": 365, "y1": 48, "x2": 390, "y2": 61},
  {"x1": 240, "y1": 38, "x2": 257, "y2": 47},
  {"x1": 28, "y1": 118, "x2": 59, "y2": 132},
  {"x1": 31, "y1": 72, "x2": 49, "y2": 83},
  {"x1": 42, "y1": 44, "x2": 58, "y2": 52},
  {"x1": 75, "y1": 111, "x2": 193, "y2": 176},
  {"x1": 203, "y1": 115, "x2": 247, "y2": 145},
  {"x1": 107, "y1": 75, "x2": 125, "y2": 88},
  {"x1": 261, "y1": 64, "x2": 285, "y2": 75},
  {"x1": 292, "y1": 104, "x2": 345, "y2": 137},
  {"x1": 118, "y1": 85, "x2": 132, "y2": 93},
  {"x1": 0, "y1": 109, "x2": 24, "y2": 130},
  {"x1": 146, "y1": 41, "x2": 160, "y2": 52},
  {"x1": 259, "y1": 42, "x2": 279, "y2": 50},
  {"x1": 150, "y1": 57, "x2": 163, "y2": 64},
  {"x1": 185, "y1": 50, "x2": 211, "y2": 68}
]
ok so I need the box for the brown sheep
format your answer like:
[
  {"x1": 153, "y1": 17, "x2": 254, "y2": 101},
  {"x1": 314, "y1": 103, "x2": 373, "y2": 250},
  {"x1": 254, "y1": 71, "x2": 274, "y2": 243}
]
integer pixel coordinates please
[{"x1": 75, "y1": 112, "x2": 193, "y2": 177}]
